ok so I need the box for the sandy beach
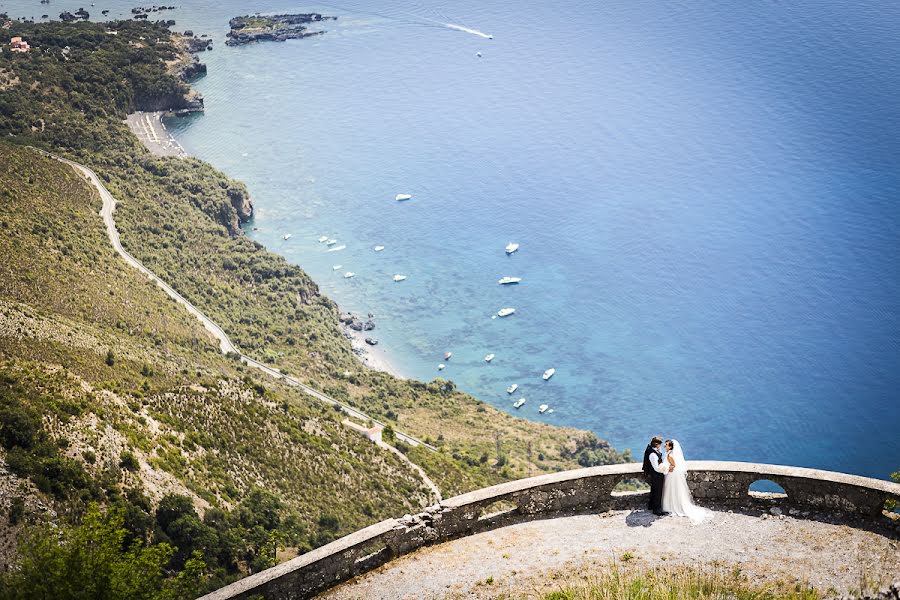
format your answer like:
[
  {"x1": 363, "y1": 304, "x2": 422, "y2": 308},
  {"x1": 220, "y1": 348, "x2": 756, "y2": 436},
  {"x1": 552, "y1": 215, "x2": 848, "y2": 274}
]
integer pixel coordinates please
[
  {"x1": 342, "y1": 325, "x2": 407, "y2": 379},
  {"x1": 125, "y1": 111, "x2": 187, "y2": 158}
]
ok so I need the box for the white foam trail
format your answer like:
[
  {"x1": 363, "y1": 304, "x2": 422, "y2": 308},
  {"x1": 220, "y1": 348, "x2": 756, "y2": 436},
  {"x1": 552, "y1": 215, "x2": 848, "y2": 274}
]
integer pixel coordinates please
[{"x1": 444, "y1": 23, "x2": 493, "y2": 39}]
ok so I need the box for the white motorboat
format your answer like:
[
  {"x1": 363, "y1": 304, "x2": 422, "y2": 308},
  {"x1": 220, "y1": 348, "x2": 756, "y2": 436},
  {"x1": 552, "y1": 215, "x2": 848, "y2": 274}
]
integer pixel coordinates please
[
  {"x1": 444, "y1": 352, "x2": 452, "y2": 360},
  {"x1": 542, "y1": 368, "x2": 556, "y2": 380},
  {"x1": 506, "y1": 383, "x2": 518, "y2": 394},
  {"x1": 393, "y1": 274, "x2": 407, "y2": 282},
  {"x1": 484, "y1": 353, "x2": 495, "y2": 362},
  {"x1": 513, "y1": 398, "x2": 526, "y2": 409},
  {"x1": 497, "y1": 308, "x2": 516, "y2": 317},
  {"x1": 538, "y1": 404, "x2": 549, "y2": 414},
  {"x1": 332, "y1": 265, "x2": 342, "y2": 270},
  {"x1": 498, "y1": 277, "x2": 522, "y2": 285},
  {"x1": 395, "y1": 193, "x2": 412, "y2": 201},
  {"x1": 505, "y1": 242, "x2": 519, "y2": 254},
  {"x1": 318, "y1": 235, "x2": 328, "y2": 243},
  {"x1": 283, "y1": 234, "x2": 292, "y2": 240},
  {"x1": 438, "y1": 363, "x2": 446, "y2": 371},
  {"x1": 476, "y1": 51, "x2": 482, "y2": 58},
  {"x1": 327, "y1": 245, "x2": 346, "y2": 252},
  {"x1": 326, "y1": 239, "x2": 338, "y2": 246},
  {"x1": 374, "y1": 245, "x2": 385, "y2": 252},
  {"x1": 343, "y1": 272, "x2": 355, "y2": 279}
]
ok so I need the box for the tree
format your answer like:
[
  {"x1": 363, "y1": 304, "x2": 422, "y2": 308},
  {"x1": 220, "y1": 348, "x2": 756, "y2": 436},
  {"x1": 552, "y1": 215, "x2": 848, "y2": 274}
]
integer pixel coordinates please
[
  {"x1": 0, "y1": 503, "x2": 205, "y2": 600},
  {"x1": 105, "y1": 349, "x2": 115, "y2": 366}
]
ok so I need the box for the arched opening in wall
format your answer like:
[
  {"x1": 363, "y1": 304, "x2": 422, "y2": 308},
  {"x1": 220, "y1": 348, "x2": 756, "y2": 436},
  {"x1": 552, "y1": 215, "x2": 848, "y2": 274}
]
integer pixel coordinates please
[
  {"x1": 611, "y1": 478, "x2": 649, "y2": 496},
  {"x1": 749, "y1": 480, "x2": 787, "y2": 499},
  {"x1": 477, "y1": 499, "x2": 517, "y2": 522}
]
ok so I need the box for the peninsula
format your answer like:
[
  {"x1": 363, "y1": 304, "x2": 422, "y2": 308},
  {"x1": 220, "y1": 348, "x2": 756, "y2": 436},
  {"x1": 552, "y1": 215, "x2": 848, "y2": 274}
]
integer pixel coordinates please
[{"x1": 225, "y1": 13, "x2": 336, "y2": 46}]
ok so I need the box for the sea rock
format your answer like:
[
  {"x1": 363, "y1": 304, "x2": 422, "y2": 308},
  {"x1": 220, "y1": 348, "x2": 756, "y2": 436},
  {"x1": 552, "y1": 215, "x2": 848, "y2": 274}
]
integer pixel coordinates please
[
  {"x1": 363, "y1": 319, "x2": 375, "y2": 331},
  {"x1": 348, "y1": 318, "x2": 364, "y2": 332},
  {"x1": 227, "y1": 186, "x2": 253, "y2": 223},
  {"x1": 177, "y1": 59, "x2": 207, "y2": 81}
]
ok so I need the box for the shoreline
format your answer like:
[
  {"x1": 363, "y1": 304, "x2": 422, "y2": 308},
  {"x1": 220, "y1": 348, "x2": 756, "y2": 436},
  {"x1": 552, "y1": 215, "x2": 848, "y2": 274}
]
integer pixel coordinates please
[
  {"x1": 341, "y1": 323, "x2": 407, "y2": 380},
  {"x1": 127, "y1": 108, "x2": 411, "y2": 381},
  {"x1": 125, "y1": 111, "x2": 188, "y2": 158}
]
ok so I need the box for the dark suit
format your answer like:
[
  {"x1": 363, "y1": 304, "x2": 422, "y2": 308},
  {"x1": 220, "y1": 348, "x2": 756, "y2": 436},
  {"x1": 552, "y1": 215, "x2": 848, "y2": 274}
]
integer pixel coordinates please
[{"x1": 642, "y1": 444, "x2": 664, "y2": 513}]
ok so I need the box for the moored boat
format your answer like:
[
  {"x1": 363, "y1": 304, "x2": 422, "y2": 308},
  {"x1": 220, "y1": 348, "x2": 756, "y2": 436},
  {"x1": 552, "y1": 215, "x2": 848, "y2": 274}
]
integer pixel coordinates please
[
  {"x1": 444, "y1": 351, "x2": 452, "y2": 360},
  {"x1": 395, "y1": 193, "x2": 412, "y2": 201},
  {"x1": 506, "y1": 383, "x2": 518, "y2": 394},
  {"x1": 393, "y1": 274, "x2": 407, "y2": 282},
  {"x1": 283, "y1": 234, "x2": 292, "y2": 240},
  {"x1": 497, "y1": 307, "x2": 516, "y2": 317},
  {"x1": 513, "y1": 398, "x2": 526, "y2": 409},
  {"x1": 438, "y1": 363, "x2": 445, "y2": 371},
  {"x1": 343, "y1": 272, "x2": 355, "y2": 279},
  {"x1": 374, "y1": 245, "x2": 385, "y2": 251},
  {"x1": 332, "y1": 265, "x2": 342, "y2": 270},
  {"x1": 484, "y1": 353, "x2": 495, "y2": 362},
  {"x1": 542, "y1": 368, "x2": 555, "y2": 380},
  {"x1": 318, "y1": 235, "x2": 328, "y2": 243},
  {"x1": 538, "y1": 404, "x2": 549, "y2": 414},
  {"x1": 505, "y1": 242, "x2": 519, "y2": 254},
  {"x1": 498, "y1": 277, "x2": 522, "y2": 285}
]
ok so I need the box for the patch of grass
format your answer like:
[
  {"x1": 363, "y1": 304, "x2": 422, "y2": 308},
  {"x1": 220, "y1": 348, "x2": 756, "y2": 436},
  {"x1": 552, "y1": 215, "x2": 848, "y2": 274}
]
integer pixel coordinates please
[{"x1": 540, "y1": 562, "x2": 820, "y2": 600}]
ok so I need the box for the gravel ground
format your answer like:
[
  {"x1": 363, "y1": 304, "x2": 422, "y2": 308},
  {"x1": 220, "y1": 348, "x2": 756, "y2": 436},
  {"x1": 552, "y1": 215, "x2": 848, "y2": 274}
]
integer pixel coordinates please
[{"x1": 320, "y1": 509, "x2": 900, "y2": 599}]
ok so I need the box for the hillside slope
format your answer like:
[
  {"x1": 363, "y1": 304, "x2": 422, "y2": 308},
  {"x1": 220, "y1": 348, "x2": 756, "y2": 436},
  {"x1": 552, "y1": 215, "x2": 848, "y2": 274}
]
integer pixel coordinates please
[{"x1": 0, "y1": 15, "x2": 630, "y2": 594}]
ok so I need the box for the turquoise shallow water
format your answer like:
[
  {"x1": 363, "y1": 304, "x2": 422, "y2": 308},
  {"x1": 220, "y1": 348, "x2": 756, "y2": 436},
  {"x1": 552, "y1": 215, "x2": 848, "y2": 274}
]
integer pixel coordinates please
[{"x1": 6, "y1": 0, "x2": 899, "y2": 479}]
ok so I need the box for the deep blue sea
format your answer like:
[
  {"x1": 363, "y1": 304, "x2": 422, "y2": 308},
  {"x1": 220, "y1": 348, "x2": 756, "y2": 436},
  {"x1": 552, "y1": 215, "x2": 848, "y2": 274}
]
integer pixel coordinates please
[{"x1": 6, "y1": 0, "x2": 899, "y2": 480}]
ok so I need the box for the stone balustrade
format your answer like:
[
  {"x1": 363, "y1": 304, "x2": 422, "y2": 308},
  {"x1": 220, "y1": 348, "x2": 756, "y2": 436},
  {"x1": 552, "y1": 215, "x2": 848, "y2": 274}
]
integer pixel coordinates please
[{"x1": 198, "y1": 461, "x2": 900, "y2": 600}]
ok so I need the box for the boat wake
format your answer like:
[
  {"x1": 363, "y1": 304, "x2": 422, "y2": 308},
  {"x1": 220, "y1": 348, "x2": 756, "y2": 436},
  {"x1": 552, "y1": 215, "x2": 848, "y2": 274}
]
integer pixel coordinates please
[{"x1": 443, "y1": 23, "x2": 492, "y2": 39}]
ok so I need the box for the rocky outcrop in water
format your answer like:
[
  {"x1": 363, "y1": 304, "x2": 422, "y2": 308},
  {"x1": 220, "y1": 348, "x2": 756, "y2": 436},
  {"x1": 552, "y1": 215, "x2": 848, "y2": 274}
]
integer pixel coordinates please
[{"x1": 225, "y1": 13, "x2": 336, "y2": 46}]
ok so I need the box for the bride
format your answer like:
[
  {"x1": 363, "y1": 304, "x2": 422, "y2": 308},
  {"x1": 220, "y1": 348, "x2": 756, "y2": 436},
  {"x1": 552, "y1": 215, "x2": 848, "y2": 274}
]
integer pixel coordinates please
[{"x1": 661, "y1": 439, "x2": 712, "y2": 523}]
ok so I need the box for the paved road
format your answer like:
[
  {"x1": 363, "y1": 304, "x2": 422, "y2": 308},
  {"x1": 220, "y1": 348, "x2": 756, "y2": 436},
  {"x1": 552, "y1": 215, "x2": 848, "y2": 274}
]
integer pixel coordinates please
[{"x1": 34, "y1": 148, "x2": 440, "y2": 498}]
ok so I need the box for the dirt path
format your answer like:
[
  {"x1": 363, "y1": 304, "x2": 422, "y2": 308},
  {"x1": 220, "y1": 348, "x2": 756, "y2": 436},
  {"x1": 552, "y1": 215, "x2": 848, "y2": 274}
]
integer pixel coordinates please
[
  {"x1": 33, "y1": 148, "x2": 440, "y2": 502},
  {"x1": 321, "y1": 510, "x2": 900, "y2": 599}
]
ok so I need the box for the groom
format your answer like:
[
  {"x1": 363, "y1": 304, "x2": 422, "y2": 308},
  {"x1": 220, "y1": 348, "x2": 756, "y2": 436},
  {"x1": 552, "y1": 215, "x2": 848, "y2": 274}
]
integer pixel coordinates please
[{"x1": 642, "y1": 436, "x2": 669, "y2": 516}]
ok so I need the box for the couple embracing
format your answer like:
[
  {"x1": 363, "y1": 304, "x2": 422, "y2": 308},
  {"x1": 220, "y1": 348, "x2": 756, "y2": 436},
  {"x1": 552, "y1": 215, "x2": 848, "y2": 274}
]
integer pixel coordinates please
[{"x1": 642, "y1": 436, "x2": 711, "y2": 523}]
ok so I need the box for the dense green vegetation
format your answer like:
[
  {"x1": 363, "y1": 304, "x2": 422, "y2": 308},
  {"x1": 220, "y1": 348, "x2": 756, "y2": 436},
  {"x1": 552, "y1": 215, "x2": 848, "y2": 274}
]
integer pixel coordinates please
[{"x1": 0, "y1": 15, "x2": 631, "y2": 596}]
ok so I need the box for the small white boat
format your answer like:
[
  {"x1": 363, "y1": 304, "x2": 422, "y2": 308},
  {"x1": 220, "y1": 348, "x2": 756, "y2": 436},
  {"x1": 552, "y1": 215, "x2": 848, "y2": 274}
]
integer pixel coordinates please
[
  {"x1": 438, "y1": 363, "x2": 446, "y2": 371},
  {"x1": 497, "y1": 308, "x2": 516, "y2": 317},
  {"x1": 538, "y1": 404, "x2": 549, "y2": 414},
  {"x1": 505, "y1": 242, "x2": 519, "y2": 254},
  {"x1": 326, "y1": 239, "x2": 338, "y2": 246},
  {"x1": 283, "y1": 234, "x2": 292, "y2": 240},
  {"x1": 542, "y1": 368, "x2": 556, "y2": 380},
  {"x1": 498, "y1": 277, "x2": 522, "y2": 285},
  {"x1": 547, "y1": 409, "x2": 555, "y2": 414},
  {"x1": 513, "y1": 398, "x2": 526, "y2": 409},
  {"x1": 444, "y1": 352, "x2": 453, "y2": 360},
  {"x1": 395, "y1": 193, "x2": 412, "y2": 201},
  {"x1": 343, "y1": 272, "x2": 355, "y2": 279},
  {"x1": 393, "y1": 274, "x2": 407, "y2": 282},
  {"x1": 476, "y1": 52, "x2": 482, "y2": 58},
  {"x1": 374, "y1": 245, "x2": 385, "y2": 252},
  {"x1": 327, "y1": 245, "x2": 346, "y2": 252},
  {"x1": 506, "y1": 383, "x2": 518, "y2": 394},
  {"x1": 318, "y1": 236, "x2": 328, "y2": 243},
  {"x1": 332, "y1": 265, "x2": 342, "y2": 271},
  {"x1": 484, "y1": 353, "x2": 495, "y2": 362}
]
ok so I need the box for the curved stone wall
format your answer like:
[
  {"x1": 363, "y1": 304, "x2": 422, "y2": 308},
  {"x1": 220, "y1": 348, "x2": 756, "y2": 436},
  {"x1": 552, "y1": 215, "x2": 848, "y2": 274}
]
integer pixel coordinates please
[{"x1": 198, "y1": 461, "x2": 900, "y2": 600}]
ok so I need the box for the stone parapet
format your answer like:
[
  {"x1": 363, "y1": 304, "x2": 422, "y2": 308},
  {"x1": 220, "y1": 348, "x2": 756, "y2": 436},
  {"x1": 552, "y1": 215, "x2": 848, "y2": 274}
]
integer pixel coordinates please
[{"x1": 198, "y1": 461, "x2": 900, "y2": 600}]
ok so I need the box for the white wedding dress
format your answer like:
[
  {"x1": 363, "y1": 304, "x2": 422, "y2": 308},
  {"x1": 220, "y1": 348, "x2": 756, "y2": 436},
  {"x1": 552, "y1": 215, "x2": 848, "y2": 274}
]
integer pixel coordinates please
[{"x1": 660, "y1": 440, "x2": 712, "y2": 523}]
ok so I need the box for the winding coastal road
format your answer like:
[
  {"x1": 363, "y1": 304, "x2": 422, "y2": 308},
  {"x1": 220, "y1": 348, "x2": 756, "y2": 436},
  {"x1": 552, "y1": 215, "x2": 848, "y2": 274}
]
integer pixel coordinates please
[{"x1": 34, "y1": 148, "x2": 441, "y2": 501}]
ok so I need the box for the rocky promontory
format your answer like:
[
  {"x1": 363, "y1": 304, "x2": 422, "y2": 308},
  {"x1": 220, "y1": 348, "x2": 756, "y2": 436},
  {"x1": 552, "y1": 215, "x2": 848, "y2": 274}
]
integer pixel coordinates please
[{"x1": 225, "y1": 13, "x2": 336, "y2": 46}]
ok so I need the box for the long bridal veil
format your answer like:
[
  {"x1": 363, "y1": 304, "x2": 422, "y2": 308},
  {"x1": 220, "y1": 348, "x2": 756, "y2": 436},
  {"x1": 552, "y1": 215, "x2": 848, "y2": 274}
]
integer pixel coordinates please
[{"x1": 661, "y1": 439, "x2": 712, "y2": 522}]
